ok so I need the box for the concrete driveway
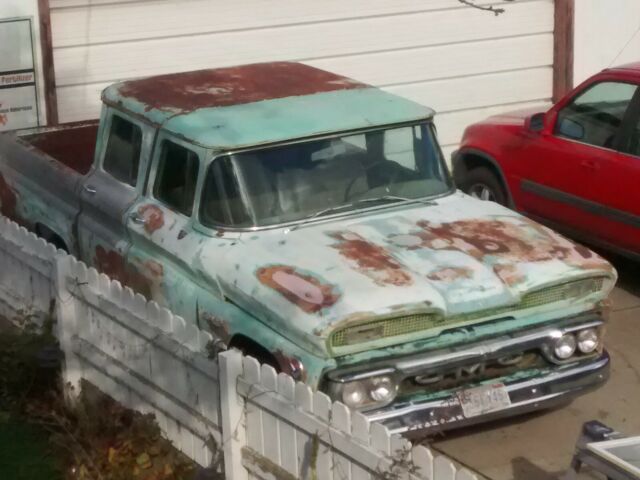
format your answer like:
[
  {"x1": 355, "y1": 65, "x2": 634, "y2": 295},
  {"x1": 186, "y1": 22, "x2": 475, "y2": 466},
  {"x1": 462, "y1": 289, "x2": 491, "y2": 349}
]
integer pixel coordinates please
[{"x1": 430, "y1": 255, "x2": 640, "y2": 480}]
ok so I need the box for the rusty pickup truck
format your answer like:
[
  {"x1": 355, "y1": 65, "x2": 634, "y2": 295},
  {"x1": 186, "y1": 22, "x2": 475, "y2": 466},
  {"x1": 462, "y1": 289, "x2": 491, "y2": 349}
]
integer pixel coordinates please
[{"x1": 0, "y1": 62, "x2": 616, "y2": 435}]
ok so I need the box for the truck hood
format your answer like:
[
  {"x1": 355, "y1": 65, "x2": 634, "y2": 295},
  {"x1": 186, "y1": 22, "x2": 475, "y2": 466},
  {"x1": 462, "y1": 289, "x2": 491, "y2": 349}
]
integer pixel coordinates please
[{"x1": 211, "y1": 192, "x2": 614, "y2": 357}]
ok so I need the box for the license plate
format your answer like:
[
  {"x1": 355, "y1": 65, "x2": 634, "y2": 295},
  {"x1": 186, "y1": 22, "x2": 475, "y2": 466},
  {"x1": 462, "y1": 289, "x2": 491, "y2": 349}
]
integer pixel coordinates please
[{"x1": 457, "y1": 383, "x2": 511, "y2": 418}]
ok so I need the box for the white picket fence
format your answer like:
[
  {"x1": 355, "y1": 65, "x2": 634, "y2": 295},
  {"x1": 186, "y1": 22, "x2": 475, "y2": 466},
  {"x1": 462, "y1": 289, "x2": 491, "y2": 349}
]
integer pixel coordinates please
[{"x1": 0, "y1": 215, "x2": 481, "y2": 480}]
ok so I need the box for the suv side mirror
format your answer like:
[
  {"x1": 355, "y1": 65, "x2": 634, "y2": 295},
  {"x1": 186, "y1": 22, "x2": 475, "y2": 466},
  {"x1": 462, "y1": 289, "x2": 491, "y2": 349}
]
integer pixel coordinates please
[{"x1": 528, "y1": 112, "x2": 546, "y2": 132}]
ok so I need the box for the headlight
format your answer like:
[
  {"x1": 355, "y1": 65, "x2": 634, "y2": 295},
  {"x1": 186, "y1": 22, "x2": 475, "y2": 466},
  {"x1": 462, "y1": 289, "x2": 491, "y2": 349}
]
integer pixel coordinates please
[
  {"x1": 577, "y1": 328, "x2": 600, "y2": 353},
  {"x1": 369, "y1": 376, "x2": 396, "y2": 403},
  {"x1": 335, "y1": 375, "x2": 398, "y2": 409},
  {"x1": 554, "y1": 333, "x2": 577, "y2": 360},
  {"x1": 342, "y1": 382, "x2": 367, "y2": 408}
]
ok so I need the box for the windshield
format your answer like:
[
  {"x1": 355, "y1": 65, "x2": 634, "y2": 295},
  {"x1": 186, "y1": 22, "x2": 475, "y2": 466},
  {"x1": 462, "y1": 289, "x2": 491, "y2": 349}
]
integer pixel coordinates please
[{"x1": 200, "y1": 123, "x2": 452, "y2": 228}]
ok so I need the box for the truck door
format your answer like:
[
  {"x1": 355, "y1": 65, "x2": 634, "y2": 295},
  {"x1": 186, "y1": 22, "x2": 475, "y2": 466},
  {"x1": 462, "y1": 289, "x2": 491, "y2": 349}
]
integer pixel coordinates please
[
  {"x1": 124, "y1": 133, "x2": 206, "y2": 320},
  {"x1": 77, "y1": 107, "x2": 154, "y2": 283}
]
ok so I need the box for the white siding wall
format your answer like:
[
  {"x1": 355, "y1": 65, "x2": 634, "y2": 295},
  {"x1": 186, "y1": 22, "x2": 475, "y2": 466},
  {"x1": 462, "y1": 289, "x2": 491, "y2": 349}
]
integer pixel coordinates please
[
  {"x1": 50, "y1": 0, "x2": 554, "y2": 156},
  {"x1": 574, "y1": 0, "x2": 640, "y2": 85}
]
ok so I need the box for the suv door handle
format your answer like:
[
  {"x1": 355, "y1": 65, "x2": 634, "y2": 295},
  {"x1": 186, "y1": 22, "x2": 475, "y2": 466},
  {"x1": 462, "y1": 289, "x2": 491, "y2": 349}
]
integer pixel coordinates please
[
  {"x1": 580, "y1": 160, "x2": 600, "y2": 171},
  {"x1": 129, "y1": 212, "x2": 146, "y2": 225},
  {"x1": 84, "y1": 185, "x2": 97, "y2": 194}
]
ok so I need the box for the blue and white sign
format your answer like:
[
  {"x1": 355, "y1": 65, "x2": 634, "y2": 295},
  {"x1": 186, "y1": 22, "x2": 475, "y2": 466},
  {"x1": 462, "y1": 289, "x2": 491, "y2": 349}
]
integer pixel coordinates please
[{"x1": 0, "y1": 17, "x2": 39, "y2": 132}]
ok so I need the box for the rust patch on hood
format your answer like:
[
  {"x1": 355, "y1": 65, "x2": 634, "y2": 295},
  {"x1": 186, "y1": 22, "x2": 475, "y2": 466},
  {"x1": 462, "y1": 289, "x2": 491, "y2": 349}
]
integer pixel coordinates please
[
  {"x1": 257, "y1": 265, "x2": 340, "y2": 314},
  {"x1": 329, "y1": 231, "x2": 413, "y2": 286},
  {"x1": 117, "y1": 62, "x2": 367, "y2": 114},
  {"x1": 493, "y1": 264, "x2": 525, "y2": 286},
  {"x1": 390, "y1": 218, "x2": 610, "y2": 272},
  {"x1": 137, "y1": 204, "x2": 165, "y2": 234},
  {"x1": 0, "y1": 173, "x2": 18, "y2": 220},
  {"x1": 426, "y1": 266, "x2": 474, "y2": 282}
]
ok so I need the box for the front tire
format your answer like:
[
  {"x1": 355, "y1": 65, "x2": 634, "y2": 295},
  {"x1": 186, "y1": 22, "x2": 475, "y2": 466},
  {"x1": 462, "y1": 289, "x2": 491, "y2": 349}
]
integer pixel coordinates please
[{"x1": 461, "y1": 167, "x2": 507, "y2": 206}]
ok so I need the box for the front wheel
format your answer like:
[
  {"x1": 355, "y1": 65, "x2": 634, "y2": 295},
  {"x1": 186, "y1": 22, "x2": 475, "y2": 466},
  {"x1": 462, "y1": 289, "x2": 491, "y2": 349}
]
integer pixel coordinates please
[{"x1": 461, "y1": 167, "x2": 507, "y2": 206}]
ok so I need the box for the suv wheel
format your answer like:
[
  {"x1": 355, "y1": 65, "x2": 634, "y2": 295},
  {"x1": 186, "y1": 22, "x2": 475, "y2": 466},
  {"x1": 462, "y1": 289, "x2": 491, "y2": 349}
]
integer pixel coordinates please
[{"x1": 462, "y1": 167, "x2": 507, "y2": 206}]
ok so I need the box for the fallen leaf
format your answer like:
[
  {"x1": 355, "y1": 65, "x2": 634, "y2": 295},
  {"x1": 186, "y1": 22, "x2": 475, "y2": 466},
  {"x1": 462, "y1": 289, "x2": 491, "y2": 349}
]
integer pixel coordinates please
[
  {"x1": 137, "y1": 452, "x2": 152, "y2": 469},
  {"x1": 108, "y1": 447, "x2": 118, "y2": 464}
]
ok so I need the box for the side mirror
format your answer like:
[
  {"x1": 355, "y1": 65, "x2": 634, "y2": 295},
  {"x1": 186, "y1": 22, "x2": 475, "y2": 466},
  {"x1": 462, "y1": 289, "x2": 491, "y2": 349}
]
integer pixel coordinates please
[{"x1": 528, "y1": 112, "x2": 546, "y2": 132}]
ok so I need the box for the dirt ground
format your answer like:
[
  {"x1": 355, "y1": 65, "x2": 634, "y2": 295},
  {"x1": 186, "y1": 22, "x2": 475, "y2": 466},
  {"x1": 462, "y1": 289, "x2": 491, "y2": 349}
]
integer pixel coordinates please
[{"x1": 431, "y1": 255, "x2": 640, "y2": 480}]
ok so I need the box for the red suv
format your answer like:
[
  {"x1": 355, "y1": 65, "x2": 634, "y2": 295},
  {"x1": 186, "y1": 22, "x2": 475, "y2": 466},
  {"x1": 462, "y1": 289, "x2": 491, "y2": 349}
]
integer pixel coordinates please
[{"x1": 454, "y1": 62, "x2": 640, "y2": 258}]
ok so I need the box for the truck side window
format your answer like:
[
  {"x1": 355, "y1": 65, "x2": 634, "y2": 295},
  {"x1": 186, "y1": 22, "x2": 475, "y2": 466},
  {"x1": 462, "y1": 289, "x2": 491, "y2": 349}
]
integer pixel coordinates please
[
  {"x1": 103, "y1": 115, "x2": 142, "y2": 186},
  {"x1": 200, "y1": 156, "x2": 250, "y2": 227},
  {"x1": 154, "y1": 140, "x2": 199, "y2": 216}
]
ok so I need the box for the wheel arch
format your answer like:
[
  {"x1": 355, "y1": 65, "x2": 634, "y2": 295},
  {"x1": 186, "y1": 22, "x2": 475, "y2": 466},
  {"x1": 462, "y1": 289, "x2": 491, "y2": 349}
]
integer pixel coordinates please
[
  {"x1": 228, "y1": 334, "x2": 280, "y2": 370},
  {"x1": 453, "y1": 148, "x2": 514, "y2": 208},
  {"x1": 34, "y1": 223, "x2": 69, "y2": 252}
]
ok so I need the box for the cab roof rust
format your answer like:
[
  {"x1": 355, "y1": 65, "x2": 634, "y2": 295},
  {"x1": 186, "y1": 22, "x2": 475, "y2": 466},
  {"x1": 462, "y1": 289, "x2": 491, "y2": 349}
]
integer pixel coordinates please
[{"x1": 102, "y1": 62, "x2": 434, "y2": 150}]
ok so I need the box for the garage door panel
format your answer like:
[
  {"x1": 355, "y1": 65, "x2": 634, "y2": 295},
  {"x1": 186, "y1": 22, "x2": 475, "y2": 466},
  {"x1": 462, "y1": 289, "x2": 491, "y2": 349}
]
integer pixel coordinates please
[
  {"x1": 56, "y1": 83, "x2": 106, "y2": 123},
  {"x1": 386, "y1": 67, "x2": 552, "y2": 114},
  {"x1": 53, "y1": 1, "x2": 552, "y2": 86},
  {"x1": 308, "y1": 34, "x2": 553, "y2": 88},
  {"x1": 51, "y1": 0, "x2": 511, "y2": 47}
]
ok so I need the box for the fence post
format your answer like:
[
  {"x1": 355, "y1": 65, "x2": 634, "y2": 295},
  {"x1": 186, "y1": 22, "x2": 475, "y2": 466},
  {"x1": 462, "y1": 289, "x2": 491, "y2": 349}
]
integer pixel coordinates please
[
  {"x1": 53, "y1": 254, "x2": 82, "y2": 403},
  {"x1": 219, "y1": 349, "x2": 249, "y2": 480}
]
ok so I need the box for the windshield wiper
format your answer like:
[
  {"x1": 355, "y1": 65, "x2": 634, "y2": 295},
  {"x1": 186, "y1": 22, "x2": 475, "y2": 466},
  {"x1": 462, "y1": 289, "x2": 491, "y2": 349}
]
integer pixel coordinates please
[
  {"x1": 287, "y1": 203, "x2": 357, "y2": 231},
  {"x1": 353, "y1": 195, "x2": 437, "y2": 206},
  {"x1": 287, "y1": 196, "x2": 436, "y2": 232}
]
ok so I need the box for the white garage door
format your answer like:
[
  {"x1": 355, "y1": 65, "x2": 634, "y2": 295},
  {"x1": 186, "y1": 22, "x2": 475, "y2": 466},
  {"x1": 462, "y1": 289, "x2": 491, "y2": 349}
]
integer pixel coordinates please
[{"x1": 50, "y1": 0, "x2": 554, "y2": 158}]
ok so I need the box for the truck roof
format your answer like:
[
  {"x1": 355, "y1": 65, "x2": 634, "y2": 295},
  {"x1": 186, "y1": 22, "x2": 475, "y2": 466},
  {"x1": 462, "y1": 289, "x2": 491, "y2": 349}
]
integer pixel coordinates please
[{"x1": 102, "y1": 62, "x2": 434, "y2": 150}]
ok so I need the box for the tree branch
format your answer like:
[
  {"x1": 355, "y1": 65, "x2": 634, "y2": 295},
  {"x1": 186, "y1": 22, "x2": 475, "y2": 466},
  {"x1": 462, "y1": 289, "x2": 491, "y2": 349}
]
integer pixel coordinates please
[{"x1": 457, "y1": 0, "x2": 514, "y2": 16}]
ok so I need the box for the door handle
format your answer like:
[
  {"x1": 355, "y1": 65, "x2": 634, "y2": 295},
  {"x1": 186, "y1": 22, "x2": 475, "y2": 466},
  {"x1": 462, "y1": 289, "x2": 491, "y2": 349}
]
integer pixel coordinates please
[
  {"x1": 580, "y1": 160, "x2": 600, "y2": 171},
  {"x1": 129, "y1": 212, "x2": 146, "y2": 225},
  {"x1": 84, "y1": 184, "x2": 97, "y2": 194}
]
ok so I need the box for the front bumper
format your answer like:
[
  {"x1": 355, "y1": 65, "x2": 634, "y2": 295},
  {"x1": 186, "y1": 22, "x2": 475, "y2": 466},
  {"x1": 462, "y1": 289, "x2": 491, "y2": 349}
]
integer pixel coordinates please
[{"x1": 366, "y1": 352, "x2": 610, "y2": 437}]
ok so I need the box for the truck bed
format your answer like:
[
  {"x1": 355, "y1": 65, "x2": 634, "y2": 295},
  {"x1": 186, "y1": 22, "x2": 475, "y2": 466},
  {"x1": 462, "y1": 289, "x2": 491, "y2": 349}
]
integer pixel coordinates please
[{"x1": 19, "y1": 121, "x2": 99, "y2": 175}]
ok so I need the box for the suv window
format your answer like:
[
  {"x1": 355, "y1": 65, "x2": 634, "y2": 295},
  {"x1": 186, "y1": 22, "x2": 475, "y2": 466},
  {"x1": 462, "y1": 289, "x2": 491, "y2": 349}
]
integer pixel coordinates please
[
  {"x1": 154, "y1": 141, "x2": 199, "y2": 216},
  {"x1": 555, "y1": 81, "x2": 637, "y2": 149},
  {"x1": 103, "y1": 115, "x2": 142, "y2": 186}
]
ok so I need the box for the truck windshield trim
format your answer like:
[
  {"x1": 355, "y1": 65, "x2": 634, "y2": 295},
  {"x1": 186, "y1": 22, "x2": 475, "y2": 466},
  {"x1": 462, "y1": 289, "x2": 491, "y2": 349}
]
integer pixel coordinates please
[{"x1": 199, "y1": 122, "x2": 454, "y2": 230}]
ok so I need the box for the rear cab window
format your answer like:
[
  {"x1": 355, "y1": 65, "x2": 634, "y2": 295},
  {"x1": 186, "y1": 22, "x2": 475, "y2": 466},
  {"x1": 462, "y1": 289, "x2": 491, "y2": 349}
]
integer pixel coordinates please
[{"x1": 103, "y1": 114, "x2": 143, "y2": 186}]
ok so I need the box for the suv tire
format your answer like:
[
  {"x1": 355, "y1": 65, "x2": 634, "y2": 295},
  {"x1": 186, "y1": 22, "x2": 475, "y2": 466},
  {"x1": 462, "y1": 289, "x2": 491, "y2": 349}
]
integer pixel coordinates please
[{"x1": 461, "y1": 167, "x2": 507, "y2": 206}]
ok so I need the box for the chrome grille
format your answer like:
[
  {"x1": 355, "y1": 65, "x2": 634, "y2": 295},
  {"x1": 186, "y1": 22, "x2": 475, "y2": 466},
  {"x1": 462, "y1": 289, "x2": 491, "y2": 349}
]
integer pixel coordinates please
[
  {"x1": 329, "y1": 277, "x2": 606, "y2": 349},
  {"x1": 330, "y1": 313, "x2": 440, "y2": 348}
]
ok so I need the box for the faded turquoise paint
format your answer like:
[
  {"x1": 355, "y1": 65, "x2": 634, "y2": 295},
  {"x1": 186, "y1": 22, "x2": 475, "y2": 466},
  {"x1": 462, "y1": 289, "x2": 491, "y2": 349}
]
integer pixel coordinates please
[
  {"x1": 0, "y1": 63, "x2": 618, "y2": 414},
  {"x1": 103, "y1": 86, "x2": 434, "y2": 149}
]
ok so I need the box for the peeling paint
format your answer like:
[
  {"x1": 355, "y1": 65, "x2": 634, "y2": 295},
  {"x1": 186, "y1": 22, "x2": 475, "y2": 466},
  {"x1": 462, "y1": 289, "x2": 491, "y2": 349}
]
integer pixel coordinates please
[
  {"x1": 390, "y1": 217, "x2": 611, "y2": 272},
  {"x1": 493, "y1": 263, "x2": 525, "y2": 286},
  {"x1": 426, "y1": 267, "x2": 474, "y2": 282},
  {"x1": 137, "y1": 204, "x2": 165, "y2": 234},
  {"x1": 0, "y1": 173, "x2": 17, "y2": 220},
  {"x1": 116, "y1": 62, "x2": 367, "y2": 114},
  {"x1": 256, "y1": 265, "x2": 340, "y2": 313},
  {"x1": 93, "y1": 246, "x2": 162, "y2": 300},
  {"x1": 201, "y1": 311, "x2": 231, "y2": 343},
  {"x1": 329, "y1": 231, "x2": 413, "y2": 286},
  {"x1": 94, "y1": 246, "x2": 128, "y2": 285}
]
